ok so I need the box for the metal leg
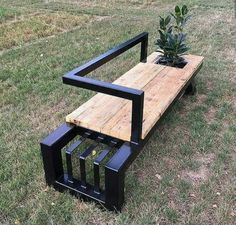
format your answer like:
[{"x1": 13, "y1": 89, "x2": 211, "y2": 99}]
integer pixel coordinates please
[
  {"x1": 104, "y1": 143, "x2": 140, "y2": 211},
  {"x1": 105, "y1": 167, "x2": 125, "y2": 211},
  {"x1": 65, "y1": 137, "x2": 86, "y2": 184},
  {"x1": 40, "y1": 142, "x2": 64, "y2": 185},
  {"x1": 94, "y1": 147, "x2": 111, "y2": 193},
  {"x1": 184, "y1": 79, "x2": 197, "y2": 95},
  {"x1": 40, "y1": 123, "x2": 77, "y2": 185},
  {"x1": 79, "y1": 143, "x2": 97, "y2": 188}
]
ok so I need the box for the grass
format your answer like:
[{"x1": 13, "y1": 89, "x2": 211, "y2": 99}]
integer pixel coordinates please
[
  {"x1": 0, "y1": 6, "x2": 20, "y2": 22},
  {"x1": 0, "y1": 12, "x2": 92, "y2": 50},
  {"x1": 0, "y1": 0, "x2": 235, "y2": 224}
]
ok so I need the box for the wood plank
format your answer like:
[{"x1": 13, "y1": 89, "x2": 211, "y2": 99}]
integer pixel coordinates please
[
  {"x1": 146, "y1": 52, "x2": 159, "y2": 63},
  {"x1": 89, "y1": 64, "x2": 164, "y2": 130},
  {"x1": 102, "y1": 54, "x2": 204, "y2": 140},
  {"x1": 66, "y1": 63, "x2": 165, "y2": 131},
  {"x1": 66, "y1": 63, "x2": 149, "y2": 123},
  {"x1": 103, "y1": 66, "x2": 174, "y2": 140},
  {"x1": 66, "y1": 53, "x2": 204, "y2": 141}
]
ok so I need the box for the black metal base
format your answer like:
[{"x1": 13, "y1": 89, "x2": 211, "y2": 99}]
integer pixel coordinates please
[
  {"x1": 40, "y1": 75, "x2": 200, "y2": 212},
  {"x1": 184, "y1": 79, "x2": 197, "y2": 95},
  {"x1": 40, "y1": 124, "x2": 143, "y2": 211},
  {"x1": 40, "y1": 79, "x2": 197, "y2": 211}
]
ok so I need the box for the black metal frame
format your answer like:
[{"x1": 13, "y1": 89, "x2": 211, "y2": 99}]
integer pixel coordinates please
[
  {"x1": 63, "y1": 32, "x2": 148, "y2": 144},
  {"x1": 40, "y1": 32, "x2": 200, "y2": 211}
]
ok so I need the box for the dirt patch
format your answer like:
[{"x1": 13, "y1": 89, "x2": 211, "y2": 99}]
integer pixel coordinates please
[
  {"x1": 223, "y1": 48, "x2": 236, "y2": 63},
  {"x1": 195, "y1": 153, "x2": 215, "y2": 164},
  {"x1": 229, "y1": 93, "x2": 236, "y2": 109},
  {"x1": 197, "y1": 94, "x2": 207, "y2": 104},
  {"x1": 180, "y1": 153, "x2": 215, "y2": 185},
  {"x1": 230, "y1": 75, "x2": 236, "y2": 85},
  {"x1": 205, "y1": 106, "x2": 217, "y2": 123},
  {"x1": 94, "y1": 15, "x2": 112, "y2": 22},
  {"x1": 162, "y1": 157, "x2": 178, "y2": 170},
  {"x1": 206, "y1": 80, "x2": 214, "y2": 91},
  {"x1": 181, "y1": 166, "x2": 210, "y2": 184}
]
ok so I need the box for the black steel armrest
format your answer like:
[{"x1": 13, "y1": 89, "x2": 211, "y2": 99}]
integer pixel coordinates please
[
  {"x1": 63, "y1": 75, "x2": 143, "y2": 100},
  {"x1": 64, "y1": 32, "x2": 148, "y2": 77},
  {"x1": 63, "y1": 32, "x2": 149, "y2": 144},
  {"x1": 63, "y1": 74, "x2": 144, "y2": 144}
]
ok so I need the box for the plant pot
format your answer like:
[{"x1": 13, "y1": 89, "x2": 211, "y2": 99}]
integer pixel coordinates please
[{"x1": 155, "y1": 56, "x2": 188, "y2": 68}]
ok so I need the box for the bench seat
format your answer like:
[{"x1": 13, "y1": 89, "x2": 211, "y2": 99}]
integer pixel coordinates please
[{"x1": 66, "y1": 52, "x2": 204, "y2": 141}]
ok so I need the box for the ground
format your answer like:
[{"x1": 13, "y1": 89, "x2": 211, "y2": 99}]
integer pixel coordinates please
[{"x1": 0, "y1": 0, "x2": 235, "y2": 224}]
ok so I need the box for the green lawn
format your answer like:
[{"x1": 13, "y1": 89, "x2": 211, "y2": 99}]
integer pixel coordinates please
[{"x1": 0, "y1": 0, "x2": 235, "y2": 224}]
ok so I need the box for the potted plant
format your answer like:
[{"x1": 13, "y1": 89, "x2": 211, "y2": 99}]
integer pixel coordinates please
[{"x1": 155, "y1": 5, "x2": 191, "y2": 68}]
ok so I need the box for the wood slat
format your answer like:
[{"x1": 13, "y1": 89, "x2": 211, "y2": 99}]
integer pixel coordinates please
[
  {"x1": 66, "y1": 62, "x2": 165, "y2": 130},
  {"x1": 65, "y1": 63, "x2": 149, "y2": 123},
  {"x1": 66, "y1": 53, "x2": 204, "y2": 141}
]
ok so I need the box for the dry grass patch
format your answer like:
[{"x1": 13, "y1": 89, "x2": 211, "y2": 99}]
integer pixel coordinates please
[
  {"x1": 180, "y1": 153, "x2": 215, "y2": 185},
  {"x1": 205, "y1": 106, "x2": 217, "y2": 123},
  {"x1": 0, "y1": 12, "x2": 91, "y2": 50},
  {"x1": 228, "y1": 93, "x2": 236, "y2": 110},
  {"x1": 53, "y1": 0, "x2": 172, "y2": 13},
  {"x1": 57, "y1": 0, "x2": 156, "y2": 7}
]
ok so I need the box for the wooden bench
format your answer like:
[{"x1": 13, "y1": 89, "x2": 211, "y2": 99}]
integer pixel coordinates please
[
  {"x1": 66, "y1": 53, "x2": 203, "y2": 142},
  {"x1": 40, "y1": 33, "x2": 203, "y2": 211}
]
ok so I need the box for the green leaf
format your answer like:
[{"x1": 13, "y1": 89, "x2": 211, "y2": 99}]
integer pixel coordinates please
[
  {"x1": 182, "y1": 5, "x2": 188, "y2": 15},
  {"x1": 167, "y1": 26, "x2": 173, "y2": 33},
  {"x1": 176, "y1": 16, "x2": 182, "y2": 26},
  {"x1": 156, "y1": 5, "x2": 191, "y2": 65},
  {"x1": 158, "y1": 30, "x2": 166, "y2": 42},
  {"x1": 167, "y1": 33, "x2": 177, "y2": 48},
  {"x1": 170, "y1": 12, "x2": 177, "y2": 19},
  {"x1": 155, "y1": 39, "x2": 165, "y2": 48},
  {"x1": 159, "y1": 16, "x2": 165, "y2": 29},
  {"x1": 185, "y1": 15, "x2": 192, "y2": 22},
  {"x1": 165, "y1": 15, "x2": 171, "y2": 25},
  {"x1": 177, "y1": 33, "x2": 186, "y2": 43},
  {"x1": 175, "y1": 5, "x2": 181, "y2": 15},
  {"x1": 178, "y1": 47, "x2": 190, "y2": 54},
  {"x1": 164, "y1": 46, "x2": 175, "y2": 51}
]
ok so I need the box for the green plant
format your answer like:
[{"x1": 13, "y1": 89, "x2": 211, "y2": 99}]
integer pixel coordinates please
[{"x1": 155, "y1": 5, "x2": 191, "y2": 67}]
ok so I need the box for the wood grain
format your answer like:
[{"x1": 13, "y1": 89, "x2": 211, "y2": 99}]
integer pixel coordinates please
[{"x1": 66, "y1": 52, "x2": 204, "y2": 141}]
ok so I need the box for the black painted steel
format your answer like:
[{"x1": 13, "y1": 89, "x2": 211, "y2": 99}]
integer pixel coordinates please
[
  {"x1": 55, "y1": 174, "x2": 106, "y2": 204},
  {"x1": 40, "y1": 33, "x2": 203, "y2": 211},
  {"x1": 66, "y1": 139, "x2": 84, "y2": 184},
  {"x1": 184, "y1": 78, "x2": 197, "y2": 95},
  {"x1": 65, "y1": 131, "x2": 91, "y2": 183},
  {"x1": 40, "y1": 123, "x2": 77, "y2": 185},
  {"x1": 79, "y1": 136, "x2": 104, "y2": 188},
  {"x1": 64, "y1": 32, "x2": 148, "y2": 78},
  {"x1": 63, "y1": 32, "x2": 148, "y2": 144},
  {"x1": 94, "y1": 139, "x2": 118, "y2": 193}
]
